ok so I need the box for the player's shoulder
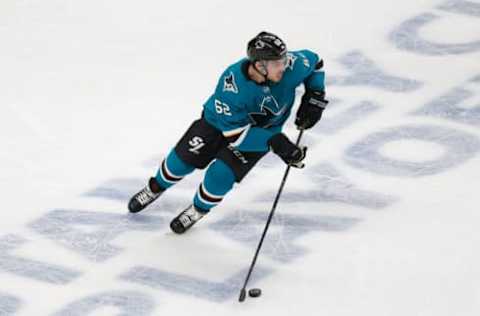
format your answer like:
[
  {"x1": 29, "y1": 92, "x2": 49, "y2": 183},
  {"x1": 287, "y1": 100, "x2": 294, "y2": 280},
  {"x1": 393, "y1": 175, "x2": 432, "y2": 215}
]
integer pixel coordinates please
[
  {"x1": 215, "y1": 58, "x2": 252, "y2": 98},
  {"x1": 287, "y1": 49, "x2": 322, "y2": 72}
]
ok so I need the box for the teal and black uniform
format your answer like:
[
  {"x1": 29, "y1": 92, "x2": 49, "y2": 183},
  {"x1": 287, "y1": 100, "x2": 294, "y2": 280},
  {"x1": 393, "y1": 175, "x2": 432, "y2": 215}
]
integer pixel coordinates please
[
  {"x1": 203, "y1": 50, "x2": 325, "y2": 152},
  {"x1": 155, "y1": 50, "x2": 326, "y2": 212}
]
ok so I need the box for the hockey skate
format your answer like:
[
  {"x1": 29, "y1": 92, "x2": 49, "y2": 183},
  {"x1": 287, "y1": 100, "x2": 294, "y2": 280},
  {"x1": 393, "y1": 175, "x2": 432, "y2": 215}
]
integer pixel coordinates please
[
  {"x1": 170, "y1": 205, "x2": 206, "y2": 234},
  {"x1": 128, "y1": 178, "x2": 164, "y2": 213}
]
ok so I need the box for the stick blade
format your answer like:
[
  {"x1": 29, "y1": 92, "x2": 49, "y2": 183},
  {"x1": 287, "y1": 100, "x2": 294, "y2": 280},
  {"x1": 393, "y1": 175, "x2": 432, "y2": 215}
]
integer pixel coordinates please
[{"x1": 238, "y1": 289, "x2": 247, "y2": 302}]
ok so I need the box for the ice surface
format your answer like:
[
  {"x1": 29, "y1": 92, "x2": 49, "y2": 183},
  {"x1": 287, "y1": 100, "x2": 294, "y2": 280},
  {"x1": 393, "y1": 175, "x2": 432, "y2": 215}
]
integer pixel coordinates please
[{"x1": 1, "y1": 0, "x2": 479, "y2": 315}]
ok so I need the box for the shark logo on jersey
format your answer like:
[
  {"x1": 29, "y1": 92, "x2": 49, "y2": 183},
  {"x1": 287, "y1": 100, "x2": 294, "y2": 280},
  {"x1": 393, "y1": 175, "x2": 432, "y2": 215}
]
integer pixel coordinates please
[
  {"x1": 248, "y1": 96, "x2": 286, "y2": 128},
  {"x1": 260, "y1": 95, "x2": 284, "y2": 114},
  {"x1": 223, "y1": 72, "x2": 238, "y2": 94},
  {"x1": 286, "y1": 53, "x2": 297, "y2": 70}
]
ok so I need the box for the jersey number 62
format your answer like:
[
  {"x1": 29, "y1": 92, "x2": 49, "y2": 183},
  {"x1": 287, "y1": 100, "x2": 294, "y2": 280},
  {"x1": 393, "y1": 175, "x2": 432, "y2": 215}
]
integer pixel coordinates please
[{"x1": 214, "y1": 100, "x2": 232, "y2": 116}]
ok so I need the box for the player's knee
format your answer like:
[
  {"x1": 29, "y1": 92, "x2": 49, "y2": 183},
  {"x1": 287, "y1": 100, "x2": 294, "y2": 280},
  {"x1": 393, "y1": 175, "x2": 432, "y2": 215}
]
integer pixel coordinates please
[
  {"x1": 155, "y1": 150, "x2": 195, "y2": 189},
  {"x1": 166, "y1": 150, "x2": 196, "y2": 175},
  {"x1": 204, "y1": 159, "x2": 235, "y2": 195},
  {"x1": 194, "y1": 160, "x2": 235, "y2": 211}
]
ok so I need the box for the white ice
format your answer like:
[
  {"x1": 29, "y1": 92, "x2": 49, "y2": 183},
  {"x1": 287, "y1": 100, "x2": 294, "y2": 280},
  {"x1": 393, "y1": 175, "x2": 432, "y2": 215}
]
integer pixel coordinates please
[{"x1": 1, "y1": 0, "x2": 479, "y2": 315}]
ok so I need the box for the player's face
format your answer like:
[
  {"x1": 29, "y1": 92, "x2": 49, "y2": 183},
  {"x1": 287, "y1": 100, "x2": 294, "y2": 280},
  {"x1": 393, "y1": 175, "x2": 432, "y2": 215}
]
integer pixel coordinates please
[{"x1": 265, "y1": 57, "x2": 287, "y2": 82}]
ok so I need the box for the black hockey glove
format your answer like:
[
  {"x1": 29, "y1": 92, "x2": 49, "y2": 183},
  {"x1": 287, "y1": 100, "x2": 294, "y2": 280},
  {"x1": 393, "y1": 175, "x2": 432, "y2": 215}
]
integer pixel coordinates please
[
  {"x1": 268, "y1": 133, "x2": 307, "y2": 168},
  {"x1": 295, "y1": 89, "x2": 328, "y2": 130}
]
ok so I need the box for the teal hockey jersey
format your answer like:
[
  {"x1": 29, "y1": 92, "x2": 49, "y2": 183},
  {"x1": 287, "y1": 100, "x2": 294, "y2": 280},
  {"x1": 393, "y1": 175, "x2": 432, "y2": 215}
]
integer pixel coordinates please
[{"x1": 203, "y1": 50, "x2": 325, "y2": 152}]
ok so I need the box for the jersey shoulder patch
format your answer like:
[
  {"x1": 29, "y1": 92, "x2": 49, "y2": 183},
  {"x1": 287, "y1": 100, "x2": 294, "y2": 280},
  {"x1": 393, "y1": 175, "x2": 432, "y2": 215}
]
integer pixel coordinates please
[{"x1": 223, "y1": 71, "x2": 239, "y2": 94}]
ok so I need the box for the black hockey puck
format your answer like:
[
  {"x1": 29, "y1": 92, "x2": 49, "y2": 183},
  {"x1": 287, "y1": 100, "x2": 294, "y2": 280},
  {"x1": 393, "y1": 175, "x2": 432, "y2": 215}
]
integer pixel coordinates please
[{"x1": 248, "y1": 288, "x2": 262, "y2": 298}]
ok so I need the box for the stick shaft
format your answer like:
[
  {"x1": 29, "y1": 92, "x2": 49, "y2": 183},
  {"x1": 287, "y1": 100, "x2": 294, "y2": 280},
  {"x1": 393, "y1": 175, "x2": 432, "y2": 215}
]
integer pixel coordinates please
[{"x1": 238, "y1": 129, "x2": 304, "y2": 301}]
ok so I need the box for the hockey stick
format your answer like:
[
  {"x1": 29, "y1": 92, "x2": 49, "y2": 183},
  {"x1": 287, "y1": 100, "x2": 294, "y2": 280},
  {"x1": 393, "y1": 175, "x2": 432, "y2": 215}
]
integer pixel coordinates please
[{"x1": 238, "y1": 128, "x2": 305, "y2": 302}]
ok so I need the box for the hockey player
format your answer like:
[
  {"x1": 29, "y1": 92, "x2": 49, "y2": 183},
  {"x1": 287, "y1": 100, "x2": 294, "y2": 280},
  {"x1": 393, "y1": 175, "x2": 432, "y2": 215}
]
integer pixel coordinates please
[{"x1": 128, "y1": 31, "x2": 328, "y2": 234}]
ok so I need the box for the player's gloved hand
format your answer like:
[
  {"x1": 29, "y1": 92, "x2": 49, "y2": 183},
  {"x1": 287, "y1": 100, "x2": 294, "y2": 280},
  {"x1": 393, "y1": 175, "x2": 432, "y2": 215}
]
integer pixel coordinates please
[
  {"x1": 268, "y1": 133, "x2": 307, "y2": 168},
  {"x1": 295, "y1": 89, "x2": 328, "y2": 130}
]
